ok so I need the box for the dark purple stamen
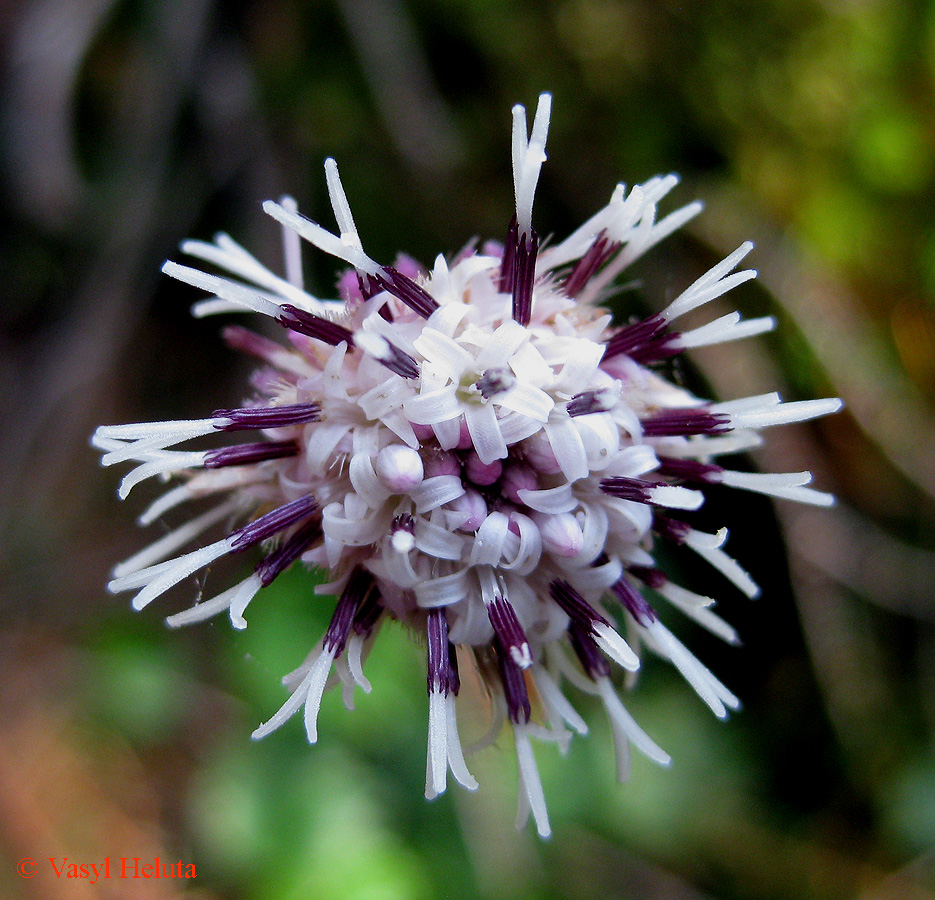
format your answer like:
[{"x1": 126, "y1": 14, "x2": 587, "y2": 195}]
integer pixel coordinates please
[
  {"x1": 611, "y1": 577, "x2": 657, "y2": 626},
  {"x1": 599, "y1": 476, "x2": 657, "y2": 503},
  {"x1": 603, "y1": 314, "x2": 668, "y2": 360},
  {"x1": 627, "y1": 565, "x2": 668, "y2": 590},
  {"x1": 427, "y1": 608, "x2": 459, "y2": 695},
  {"x1": 511, "y1": 227, "x2": 539, "y2": 327},
  {"x1": 352, "y1": 577, "x2": 384, "y2": 638},
  {"x1": 278, "y1": 305, "x2": 355, "y2": 347},
  {"x1": 213, "y1": 403, "x2": 321, "y2": 431},
  {"x1": 229, "y1": 495, "x2": 319, "y2": 552},
  {"x1": 495, "y1": 637, "x2": 531, "y2": 724},
  {"x1": 375, "y1": 266, "x2": 439, "y2": 319},
  {"x1": 656, "y1": 455, "x2": 723, "y2": 483},
  {"x1": 476, "y1": 367, "x2": 516, "y2": 399},
  {"x1": 567, "y1": 622, "x2": 611, "y2": 680},
  {"x1": 324, "y1": 566, "x2": 373, "y2": 655},
  {"x1": 392, "y1": 513, "x2": 416, "y2": 536},
  {"x1": 625, "y1": 333, "x2": 683, "y2": 365},
  {"x1": 652, "y1": 514, "x2": 693, "y2": 545},
  {"x1": 487, "y1": 595, "x2": 531, "y2": 666},
  {"x1": 549, "y1": 579, "x2": 609, "y2": 629},
  {"x1": 498, "y1": 215, "x2": 518, "y2": 292},
  {"x1": 563, "y1": 230, "x2": 620, "y2": 298},
  {"x1": 204, "y1": 439, "x2": 300, "y2": 469},
  {"x1": 379, "y1": 340, "x2": 420, "y2": 379},
  {"x1": 640, "y1": 408, "x2": 731, "y2": 438},
  {"x1": 567, "y1": 389, "x2": 615, "y2": 417},
  {"x1": 255, "y1": 516, "x2": 323, "y2": 586}
]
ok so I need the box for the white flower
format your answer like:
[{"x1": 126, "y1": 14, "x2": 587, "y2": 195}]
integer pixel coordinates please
[{"x1": 94, "y1": 94, "x2": 842, "y2": 839}]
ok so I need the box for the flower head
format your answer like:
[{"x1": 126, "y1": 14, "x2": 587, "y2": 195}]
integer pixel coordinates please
[{"x1": 94, "y1": 94, "x2": 842, "y2": 838}]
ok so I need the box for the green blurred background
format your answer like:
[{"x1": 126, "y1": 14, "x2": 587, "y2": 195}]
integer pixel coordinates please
[{"x1": 2, "y1": 0, "x2": 934, "y2": 897}]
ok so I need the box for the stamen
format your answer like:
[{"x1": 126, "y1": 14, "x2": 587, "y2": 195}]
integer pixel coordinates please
[
  {"x1": 374, "y1": 266, "x2": 439, "y2": 318},
  {"x1": 213, "y1": 403, "x2": 321, "y2": 431},
  {"x1": 640, "y1": 408, "x2": 731, "y2": 437},
  {"x1": 427, "y1": 607, "x2": 458, "y2": 695},
  {"x1": 563, "y1": 231, "x2": 620, "y2": 298},
  {"x1": 278, "y1": 304, "x2": 355, "y2": 346},
  {"x1": 324, "y1": 566, "x2": 374, "y2": 655},
  {"x1": 229, "y1": 495, "x2": 319, "y2": 552},
  {"x1": 204, "y1": 440, "x2": 300, "y2": 469},
  {"x1": 499, "y1": 215, "x2": 518, "y2": 292},
  {"x1": 511, "y1": 226, "x2": 539, "y2": 326},
  {"x1": 656, "y1": 456, "x2": 722, "y2": 482},
  {"x1": 611, "y1": 576, "x2": 657, "y2": 626},
  {"x1": 568, "y1": 622, "x2": 612, "y2": 680},
  {"x1": 255, "y1": 516, "x2": 323, "y2": 587},
  {"x1": 496, "y1": 638, "x2": 532, "y2": 724},
  {"x1": 603, "y1": 314, "x2": 668, "y2": 360},
  {"x1": 567, "y1": 388, "x2": 616, "y2": 417},
  {"x1": 487, "y1": 595, "x2": 532, "y2": 668},
  {"x1": 475, "y1": 367, "x2": 516, "y2": 398},
  {"x1": 355, "y1": 332, "x2": 420, "y2": 379}
]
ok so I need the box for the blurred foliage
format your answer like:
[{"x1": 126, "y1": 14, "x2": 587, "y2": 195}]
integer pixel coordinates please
[{"x1": 2, "y1": 0, "x2": 935, "y2": 898}]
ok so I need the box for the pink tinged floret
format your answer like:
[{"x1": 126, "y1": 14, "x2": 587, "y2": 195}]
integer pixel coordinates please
[
  {"x1": 375, "y1": 444, "x2": 425, "y2": 492},
  {"x1": 464, "y1": 451, "x2": 502, "y2": 486}
]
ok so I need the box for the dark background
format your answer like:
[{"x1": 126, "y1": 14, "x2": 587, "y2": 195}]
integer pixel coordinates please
[{"x1": 1, "y1": 1, "x2": 934, "y2": 898}]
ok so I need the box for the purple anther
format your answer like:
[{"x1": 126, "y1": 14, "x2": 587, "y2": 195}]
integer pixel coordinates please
[
  {"x1": 392, "y1": 512, "x2": 416, "y2": 536},
  {"x1": 549, "y1": 579, "x2": 610, "y2": 630},
  {"x1": 498, "y1": 215, "x2": 518, "y2": 293},
  {"x1": 656, "y1": 455, "x2": 722, "y2": 483},
  {"x1": 375, "y1": 266, "x2": 439, "y2": 319},
  {"x1": 475, "y1": 367, "x2": 516, "y2": 399},
  {"x1": 277, "y1": 304, "x2": 355, "y2": 347},
  {"x1": 465, "y1": 451, "x2": 502, "y2": 486},
  {"x1": 323, "y1": 566, "x2": 373, "y2": 655},
  {"x1": 567, "y1": 622, "x2": 611, "y2": 680},
  {"x1": 599, "y1": 476, "x2": 656, "y2": 503},
  {"x1": 511, "y1": 227, "x2": 539, "y2": 327},
  {"x1": 213, "y1": 403, "x2": 321, "y2": 431},
  {"x1": 611, "y1": 576, "x2": 657, "y2": 626},
  {"x1": 228, "y1": 494, "x2": 319, "y2": 552},
  {"x1": 255, "y1": 516, "x2": 323, "y2": 586},
  {"x1": 487, "y1": 595, "x2": 531, "y2": 667},
  {"x1": 427, "y1": 607, "x2": 457, "y2": 695},
  {"x1": 603, "y1": 314, "x2": 668, "y2": 360},
  {"x1": 357, "y1": 333, "x2": 420, "y2": 380},
  {"x1": 562, "y1": 230, "x2": 620, "y2": 298},
  {"x1": 639, "y1": 408, "x2": 731, "y2": 438},
  {"x1": 204, "y1": 439, "x2": 300, "y2": 469},
  {"x1": 352, "y1": 577, "x2": 383, "y2": 638},
  {"x1": 501, "y1": 464, "x2": 537, "y2": 503},
  {"x1": 625, "y1": 333, "x2": 682, "y2": 365},
  {"x1": 652, "y1": 514, "x2": 693, "y2": 545},
  {"x1": 627, "y1": 565, "x2": 668, "y2": 590},
  {"x1": 358, "y1": 272, "x2": 382, "y2": 301},
  {"x1": 223, "y1": 325, "x2": 289, "y2": 364},
  {"x1": 495, "y1": 637, "x2": 531, "y2": 724},
  {"x1": 567, "y1": 388, "x2": 616, "y2": 417}
]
